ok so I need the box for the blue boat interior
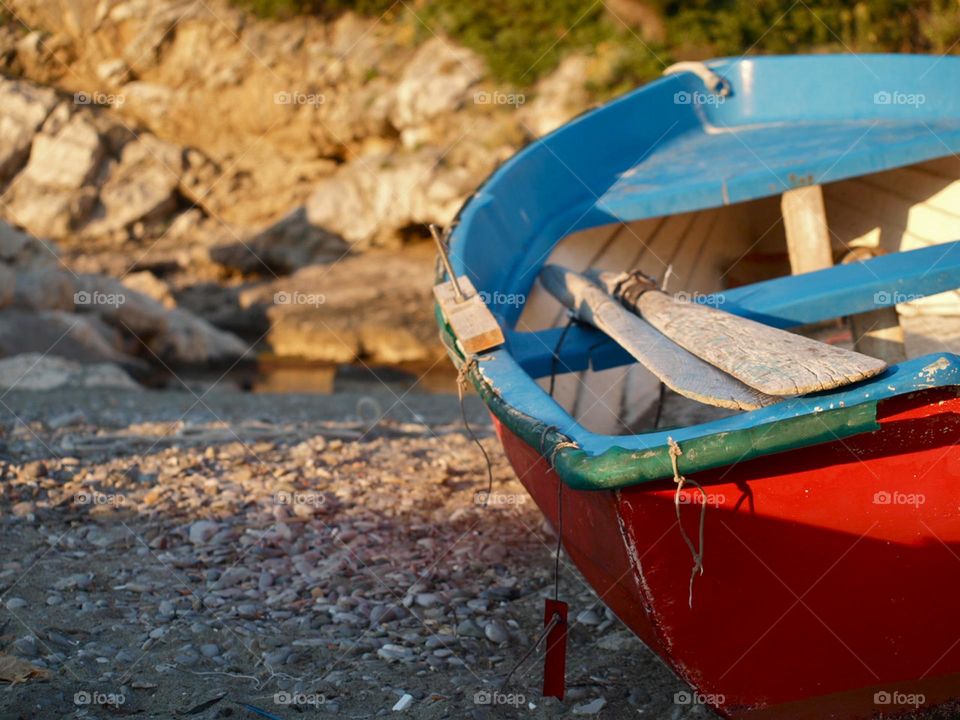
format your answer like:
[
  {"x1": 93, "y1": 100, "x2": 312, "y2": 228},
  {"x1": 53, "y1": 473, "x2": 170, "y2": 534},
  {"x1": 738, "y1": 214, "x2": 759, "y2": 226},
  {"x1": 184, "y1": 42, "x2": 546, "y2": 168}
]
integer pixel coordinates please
[{"x1": 444, "y1": 54, "x2": 960, "y2": 467}]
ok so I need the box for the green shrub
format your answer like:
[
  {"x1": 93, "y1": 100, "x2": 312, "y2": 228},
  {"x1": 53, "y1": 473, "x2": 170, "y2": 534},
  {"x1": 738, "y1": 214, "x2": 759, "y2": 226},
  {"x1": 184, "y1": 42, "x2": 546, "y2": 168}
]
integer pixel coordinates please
[{"x1": 231, "y1": 0, "x2": 960, "y2": 89}]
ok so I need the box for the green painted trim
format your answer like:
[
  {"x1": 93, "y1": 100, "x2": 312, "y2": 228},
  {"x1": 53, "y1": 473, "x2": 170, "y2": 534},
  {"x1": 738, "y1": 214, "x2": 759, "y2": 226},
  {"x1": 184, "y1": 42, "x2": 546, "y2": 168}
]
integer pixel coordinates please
[{"x1": 436, "y1": 305, "x2": 880, "y2": 491}]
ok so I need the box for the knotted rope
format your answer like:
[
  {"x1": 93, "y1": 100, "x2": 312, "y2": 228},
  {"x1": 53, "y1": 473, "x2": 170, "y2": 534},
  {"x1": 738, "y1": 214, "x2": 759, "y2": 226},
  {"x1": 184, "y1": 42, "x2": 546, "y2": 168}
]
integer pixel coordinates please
[{"x1": 668, "y1": 437, "x2": 707, "y2": 608}]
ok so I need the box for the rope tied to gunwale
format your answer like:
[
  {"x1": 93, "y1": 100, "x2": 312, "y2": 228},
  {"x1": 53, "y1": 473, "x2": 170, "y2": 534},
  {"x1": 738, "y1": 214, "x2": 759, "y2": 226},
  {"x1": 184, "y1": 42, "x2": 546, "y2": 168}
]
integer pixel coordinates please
[
  {"x1": 456, "y1": 353, "x2": 495, "y2": 507},
  {"x1": 668, "y1": 436, "x2": 707, "y2": 608}
]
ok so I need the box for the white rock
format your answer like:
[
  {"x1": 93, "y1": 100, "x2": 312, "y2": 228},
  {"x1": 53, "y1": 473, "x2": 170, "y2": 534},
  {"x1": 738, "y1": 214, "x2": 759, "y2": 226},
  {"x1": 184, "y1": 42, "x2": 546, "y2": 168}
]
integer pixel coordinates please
[
  {"x1": 22, "y1": 114, "x2": 104, "y2": 189},
  {"x1": 572, "y1": 697, "x2": 607, "y2": 715},
  {"x1": 390, "y1": 37, "x2": 482, "y2": 129},
  {"x1": 392, "y1": 693, "x2": 414, "y2": 712},
  {"x1": 0, "y1": 77, "x2": 58, "y2": 180},
  {"x1": 306, "y1": 150, "x2": 479, "y2": 247},
  {"x1": 82, "y1": 135, "x2": 182, "y2": 236}
]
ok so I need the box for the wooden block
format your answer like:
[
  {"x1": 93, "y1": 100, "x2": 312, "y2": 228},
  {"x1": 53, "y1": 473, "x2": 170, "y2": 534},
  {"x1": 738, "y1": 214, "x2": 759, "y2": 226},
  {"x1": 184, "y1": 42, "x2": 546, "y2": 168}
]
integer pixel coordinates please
[
  {"x1": 433, "y1": 275, "x2": 505, "y2": 354},
  {"x1": 782, "y1": 185, "x2": 833, "y2": 275}
]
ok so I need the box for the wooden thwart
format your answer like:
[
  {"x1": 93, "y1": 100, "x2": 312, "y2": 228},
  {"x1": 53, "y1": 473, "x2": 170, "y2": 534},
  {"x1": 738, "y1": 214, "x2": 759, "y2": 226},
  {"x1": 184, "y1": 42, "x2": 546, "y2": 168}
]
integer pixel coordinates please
[
  {"x1": 539, "y1": 265, "x2": 778, "y2": 410},
  {"x1": 433, "y1": 275, "x2": 505, "y2": 354}
]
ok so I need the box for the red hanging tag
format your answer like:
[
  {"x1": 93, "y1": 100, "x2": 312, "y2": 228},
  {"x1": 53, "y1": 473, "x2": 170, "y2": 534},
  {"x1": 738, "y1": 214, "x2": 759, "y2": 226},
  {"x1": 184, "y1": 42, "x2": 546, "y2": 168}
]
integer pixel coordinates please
[{"x1": 542, "y1": 599, "x2": 568, "y2": 699}]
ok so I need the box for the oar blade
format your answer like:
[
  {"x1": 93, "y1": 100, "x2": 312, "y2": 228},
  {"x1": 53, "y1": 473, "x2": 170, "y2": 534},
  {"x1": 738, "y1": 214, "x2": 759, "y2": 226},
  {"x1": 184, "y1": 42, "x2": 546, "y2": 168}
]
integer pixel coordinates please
[
  {"x1": 539, "y1": 265, "x2": 778, "y2": 410},
  {"x1": 636, "y1": 290, "x2": 888, "y2": 396}
]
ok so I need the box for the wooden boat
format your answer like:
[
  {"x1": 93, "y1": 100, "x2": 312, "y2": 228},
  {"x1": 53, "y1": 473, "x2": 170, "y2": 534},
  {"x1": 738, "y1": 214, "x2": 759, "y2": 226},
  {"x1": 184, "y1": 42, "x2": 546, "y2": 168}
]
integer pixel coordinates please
[{"x1": 435, "y1": 55, "x2": 960, "y2": 718}]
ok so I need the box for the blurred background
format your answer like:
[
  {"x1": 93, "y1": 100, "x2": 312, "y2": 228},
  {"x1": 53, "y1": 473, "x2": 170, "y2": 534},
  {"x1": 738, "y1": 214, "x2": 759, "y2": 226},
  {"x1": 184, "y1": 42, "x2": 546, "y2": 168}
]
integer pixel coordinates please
[{"x1": 0, "y1": 0, "x2": 957, "y2": 394}]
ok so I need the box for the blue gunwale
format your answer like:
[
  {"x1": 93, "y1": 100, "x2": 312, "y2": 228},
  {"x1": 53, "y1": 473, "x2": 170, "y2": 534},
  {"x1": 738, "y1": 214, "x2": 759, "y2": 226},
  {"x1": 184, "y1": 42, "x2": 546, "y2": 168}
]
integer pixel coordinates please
[{"x1": 441, "y1": 54, "x2": 960, "y2": 487}]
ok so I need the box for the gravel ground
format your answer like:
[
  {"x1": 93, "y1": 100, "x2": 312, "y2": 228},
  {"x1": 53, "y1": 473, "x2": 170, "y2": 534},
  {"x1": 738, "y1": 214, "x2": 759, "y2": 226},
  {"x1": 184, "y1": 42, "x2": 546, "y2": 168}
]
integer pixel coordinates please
[{"x1": 0, "y1": 388, "x2": 711, "y2": 720}]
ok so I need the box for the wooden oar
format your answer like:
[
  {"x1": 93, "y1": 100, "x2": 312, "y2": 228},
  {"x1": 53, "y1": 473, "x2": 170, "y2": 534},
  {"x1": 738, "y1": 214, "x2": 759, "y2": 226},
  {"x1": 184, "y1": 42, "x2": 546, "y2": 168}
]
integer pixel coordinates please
[
  {"x1": 591, "y1": 270, "x2": 888, "y2": 396},
  {"x1": 539, "y1": 265, "x2": 778, "y2": 411}
]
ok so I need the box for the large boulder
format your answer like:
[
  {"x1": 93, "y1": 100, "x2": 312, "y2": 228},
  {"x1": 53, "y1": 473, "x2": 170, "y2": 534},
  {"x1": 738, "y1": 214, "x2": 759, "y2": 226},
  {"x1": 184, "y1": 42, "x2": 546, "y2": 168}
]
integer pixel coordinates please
[
  {"x1": 240, "y1": 248, "x2": 439, "y2": 364},
  {"x1": 0, "y1": 182, "x2": 98, "y2": 239},
  {"x1": 11, "y1": 267, "x2": 75, "y2": 311},
  {"x1": 72, "y1": 273, "x2": 247, "y2": 365},
  {"x1": 81, "y1": 135, "x2": 182, "y2": 236},
  {"x1": 390, "y1": 38, "x2": 483, "y2": 130},
  {"x1": 0, "y1": 220, "x2": 60, "y2": 269},
  {"x1": 0, "y1": 309, "x2": 128, "y2": 364},
  {"x1": 0, "y1": 352, "x2": 139, "y2": 391},
  {"x1": 21, "y1": 113, "x2": 105, "y2": 189},
  {"x1": 519, "y1": 54, "x2": 590, "y2": 138},
  {"x1": 149, "y1": 309, "x2": 248, "y2": 365},
  {"x1": 72, "y1": 273, "x2": 169, "y2": 337},
  {"x1": 0, "y1": 77, "x2": 58, "y2": 182},
  {"x1": 207, "y1": 207, "x2": 348, "y2": 275},
  {"x1": 2, "y1": 114, "x2": 104, "y2": 239},
  {"x1": 305, "y1": 151, "x2": 478, "y2": 247}
]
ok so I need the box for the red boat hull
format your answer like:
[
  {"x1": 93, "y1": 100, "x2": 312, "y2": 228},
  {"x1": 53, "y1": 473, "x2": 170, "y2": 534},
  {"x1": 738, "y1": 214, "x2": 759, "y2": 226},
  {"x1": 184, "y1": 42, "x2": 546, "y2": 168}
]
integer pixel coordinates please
[{"x1": 494, "y1": 388, "x2": 960, "y2": 718}]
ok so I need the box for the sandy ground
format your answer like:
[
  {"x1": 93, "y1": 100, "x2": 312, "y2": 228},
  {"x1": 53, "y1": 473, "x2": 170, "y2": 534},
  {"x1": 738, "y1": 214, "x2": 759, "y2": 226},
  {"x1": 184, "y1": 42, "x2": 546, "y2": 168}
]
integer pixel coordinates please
[{"x1": 0, "y1": 388, "x2": 715, "y2": 720}]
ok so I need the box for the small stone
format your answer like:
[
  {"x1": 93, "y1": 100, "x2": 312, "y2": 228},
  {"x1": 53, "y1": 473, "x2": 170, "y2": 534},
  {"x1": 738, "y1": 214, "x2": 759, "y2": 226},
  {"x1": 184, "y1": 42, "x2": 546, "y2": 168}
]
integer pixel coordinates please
[
  {"x1": 263, "y1": 647, "x2": 291, "y2": 666},
  {"x1": 157, "y1": 600, "x2": 176, "y2": 619},
  {"x1": 392, "y1": 693, "x2": 414, "y2": 712},
  {"x1": 188, "y1": 520, "x2": 220, "y2": 545},
  {"x1": 456, "y1": 619, "x2": 484, "y2": 639},
  {"x1": 572, "y1": 698, "x2": 607, "y2": 715},
  {"x1": 199, "y1": 644, "x2": 220, "y2": 658},
  {"x1": 236, "y1": 603, "x2": 257, "y2": 618},
  {"x1": 4, "y1": 597, "x2": 27, "y2": 610},
  {"x1": 377, "y1": 644, "x2": 412, "y2": 662},
  {"x1": 13, "y1": 635, "x2": 38, "y2": 657},
  {"x1": 576, "y1": 609, "x2": 602, "y2": 626},
  {"x1": 174, "y1": 649, "x2": 199, "y2": 667},
  {"x1": 597, "y1": 633, "x2": 634, "y2": 652},
  {"x1": 483, "y1": 621, "x2": 509, "y2": 644},
  {"x1": 414, "y1": 593, "x2": 439, "y2": 608}
]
